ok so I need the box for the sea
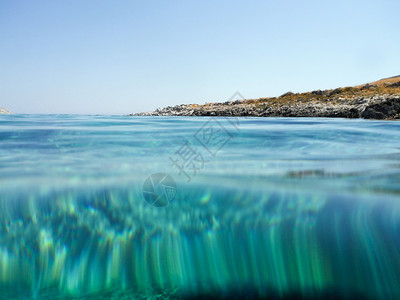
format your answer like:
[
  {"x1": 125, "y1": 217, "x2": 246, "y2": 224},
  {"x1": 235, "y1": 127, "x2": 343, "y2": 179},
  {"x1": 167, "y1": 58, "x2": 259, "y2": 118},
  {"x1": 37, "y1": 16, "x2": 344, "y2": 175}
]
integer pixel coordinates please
[{"x1": 0, "y1": 114, "x2": 399, "y2": 299}]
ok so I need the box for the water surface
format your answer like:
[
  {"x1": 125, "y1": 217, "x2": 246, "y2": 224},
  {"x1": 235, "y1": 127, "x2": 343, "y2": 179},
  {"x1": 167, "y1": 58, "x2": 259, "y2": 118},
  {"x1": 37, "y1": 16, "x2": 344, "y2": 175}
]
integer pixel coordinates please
[{"x1": 0, "y1": 115, "x2": 399, "y2": 299}]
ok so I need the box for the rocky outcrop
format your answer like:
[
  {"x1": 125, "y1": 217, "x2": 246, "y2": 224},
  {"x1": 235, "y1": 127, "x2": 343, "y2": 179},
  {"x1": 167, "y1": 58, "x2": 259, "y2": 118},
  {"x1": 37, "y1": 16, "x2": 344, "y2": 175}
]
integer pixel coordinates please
[
  {"x1": 131, "y1": 95, "x2": 400, "y2": 120},
  {"x1": 0, "y1": 107, "x2": 12, "y2": 114}
]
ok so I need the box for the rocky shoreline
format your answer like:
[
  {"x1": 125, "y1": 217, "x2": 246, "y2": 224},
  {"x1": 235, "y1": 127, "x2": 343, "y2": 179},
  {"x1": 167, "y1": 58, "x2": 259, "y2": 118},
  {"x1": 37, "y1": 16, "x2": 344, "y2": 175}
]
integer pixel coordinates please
[
  {"x1": 131, "y1": 77, "x2": 400, "y2": 120},
  {"x1": 131, "y1": 94, "x2": 400, "y2": 120}
]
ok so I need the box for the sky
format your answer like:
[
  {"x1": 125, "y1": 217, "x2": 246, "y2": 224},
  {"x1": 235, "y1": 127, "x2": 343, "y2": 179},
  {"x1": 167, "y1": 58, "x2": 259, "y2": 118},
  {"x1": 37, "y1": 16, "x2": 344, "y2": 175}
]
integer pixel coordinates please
[{"x1": 1, "y1": 0, "x2": 399, "y2": 115}]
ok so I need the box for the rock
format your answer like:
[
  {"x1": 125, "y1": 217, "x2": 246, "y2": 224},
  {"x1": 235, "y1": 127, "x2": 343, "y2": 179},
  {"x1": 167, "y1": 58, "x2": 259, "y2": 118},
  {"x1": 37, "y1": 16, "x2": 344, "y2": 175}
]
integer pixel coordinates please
[
  {"x1": 388, "y1": 81, "x2": 400, "y2": 88},
  {"x1": 361, "y1": 84, "x2": 377, "y2": 90},
  {"x1": 361, "y1": 97, "x2": 400, "y2": 119},
  {"x1": 0, "y1": 107, "x2": 12, "y2": 114},
  {"x1": 130, "y1": 95, "x2": 400, "y2": 120}
]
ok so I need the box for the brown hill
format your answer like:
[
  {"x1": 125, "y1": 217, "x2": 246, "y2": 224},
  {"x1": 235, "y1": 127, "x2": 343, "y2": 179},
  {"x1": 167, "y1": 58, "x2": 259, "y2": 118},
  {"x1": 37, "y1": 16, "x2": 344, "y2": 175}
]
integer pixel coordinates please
[
  {"x1": 132, "y1": 75, "x2": 400, "y2": 119},
  {"x1": 370, "y1": 75, "x2": 400, "y2": 86}
]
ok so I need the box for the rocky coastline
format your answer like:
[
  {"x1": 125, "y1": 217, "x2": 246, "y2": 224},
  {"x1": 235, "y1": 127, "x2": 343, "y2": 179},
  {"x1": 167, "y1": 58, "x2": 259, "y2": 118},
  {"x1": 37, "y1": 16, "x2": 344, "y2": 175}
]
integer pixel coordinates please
[
  {"x1": 132, "y1": 94, "x2": 400, "y2": 120},
  {"x1": 131, "y1": 78, "x2": 400, "y2": 120}
]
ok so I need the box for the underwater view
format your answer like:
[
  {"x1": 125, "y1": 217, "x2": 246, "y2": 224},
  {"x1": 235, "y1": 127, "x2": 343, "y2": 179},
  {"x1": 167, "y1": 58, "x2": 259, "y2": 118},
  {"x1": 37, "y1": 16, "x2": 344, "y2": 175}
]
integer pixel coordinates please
[{"x1": 0, "y1": 115, "x2": 400, "y2": 299}]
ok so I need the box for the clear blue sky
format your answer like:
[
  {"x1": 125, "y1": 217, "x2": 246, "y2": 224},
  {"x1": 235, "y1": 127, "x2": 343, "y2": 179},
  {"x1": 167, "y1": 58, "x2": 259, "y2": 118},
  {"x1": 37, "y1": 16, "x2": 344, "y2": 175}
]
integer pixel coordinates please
[{"x1": 1, "y1": 0, "x2": 399, "y2": 114}]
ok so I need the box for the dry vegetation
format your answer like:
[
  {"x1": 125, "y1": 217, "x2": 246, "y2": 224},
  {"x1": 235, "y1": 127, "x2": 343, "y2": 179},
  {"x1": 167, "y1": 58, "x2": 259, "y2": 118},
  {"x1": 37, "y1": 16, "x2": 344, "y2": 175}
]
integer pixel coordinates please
[
  {"x1": 368, "y1": 75, "x2": 400, "y2": 86},
  {"x1": 243, "y1": 76, "x2": 400, "y2": 108},
  {"x1": 135, "y1": 76, "x2": 400, "y2": 118},
  {"x1": 186, "y1": 76, "x2": 400, "y2": 110}
]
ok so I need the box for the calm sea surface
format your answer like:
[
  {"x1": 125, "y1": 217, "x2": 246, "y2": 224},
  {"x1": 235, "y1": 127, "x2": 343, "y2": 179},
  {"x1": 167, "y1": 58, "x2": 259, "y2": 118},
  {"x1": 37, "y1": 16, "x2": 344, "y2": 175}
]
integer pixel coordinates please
[{"x1": 0, "y1": 115, "x2": 400, "y2": 299}]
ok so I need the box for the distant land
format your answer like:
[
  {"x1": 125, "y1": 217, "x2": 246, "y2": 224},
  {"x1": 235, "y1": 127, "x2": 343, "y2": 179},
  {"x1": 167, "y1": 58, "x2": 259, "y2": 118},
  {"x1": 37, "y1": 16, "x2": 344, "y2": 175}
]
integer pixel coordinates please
[
  {"x1": 131, "y1": 76, "x2": 400, "y2": 120},
  {"x1": 0, "y1": 107, "x2": 12, "y2": 114}
]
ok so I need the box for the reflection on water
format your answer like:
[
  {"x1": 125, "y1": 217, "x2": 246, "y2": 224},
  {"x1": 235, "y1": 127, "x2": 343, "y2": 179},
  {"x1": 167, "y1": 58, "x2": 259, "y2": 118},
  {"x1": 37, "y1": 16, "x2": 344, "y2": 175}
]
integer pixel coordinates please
[{"x1": 0, "y1": 115, "x2": 400, "y2": 299}]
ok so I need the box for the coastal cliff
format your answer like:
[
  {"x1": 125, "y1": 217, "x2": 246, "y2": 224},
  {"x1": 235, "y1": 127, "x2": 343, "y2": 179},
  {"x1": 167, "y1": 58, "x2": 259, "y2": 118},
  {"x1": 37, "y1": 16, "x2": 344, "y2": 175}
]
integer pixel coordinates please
[{"x1": 131, "y1": 76, "x2": 400, "y2": 120}]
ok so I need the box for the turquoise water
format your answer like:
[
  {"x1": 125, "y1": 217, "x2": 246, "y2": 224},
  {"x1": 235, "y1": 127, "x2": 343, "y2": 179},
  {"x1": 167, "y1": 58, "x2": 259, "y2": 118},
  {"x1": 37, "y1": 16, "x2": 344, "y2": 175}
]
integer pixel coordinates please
[{"x1": 0, "y1": 115, "x2": 400, "y2": 299}]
